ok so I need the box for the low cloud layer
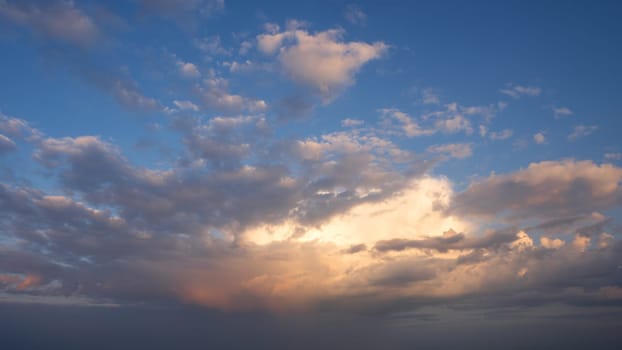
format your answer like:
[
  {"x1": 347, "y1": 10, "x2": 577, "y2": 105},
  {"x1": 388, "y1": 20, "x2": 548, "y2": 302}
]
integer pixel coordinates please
[{"x1": 1, "y1": 111, "x2": 621, "y2": 314}]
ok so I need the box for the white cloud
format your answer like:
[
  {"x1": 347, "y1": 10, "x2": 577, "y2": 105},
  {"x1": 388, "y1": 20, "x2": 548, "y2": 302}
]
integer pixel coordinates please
[
  {"x1": 173, "y1": 100, "x2": 200, "y2": 111},
  {"x1": 553, "y1": 106, "x2": 573, "y2": 118},
  {"x1": 194, "y1": 35, "x2": 231, "y2": 56},
  {"x1": 427, "y1": 143, "x2": 473, "y2": 159},
  {"x1": 200, "y1": 77, "x2": 267, "y2": 112},
  {"x1": 257, "y1": 26, "x2": 387, "y2": 100},
  {"x1": 568, "y1": 125, "x2": 597, "y2": 141},
  {"x1": 0, "y1": 134, "x2": 16, "y2": 153},
  {"x1": 489, "y1": 129, "x2": 513, "y2": 140},
  {"x1": 533, "y1": 132, "x2": 546, "y2": 144},
  {"x1": 341, "y1": 118, "x2": 364, "y2": 127},
  {"x1": 178, "y1": 60, "x2": 201, "y2": 78},
  {"x1": 605, "y1": 152, "x2": 622, "y2": 161},
  {"x1": 499, "y1": 84, "x2": 542, "y2": 99}
]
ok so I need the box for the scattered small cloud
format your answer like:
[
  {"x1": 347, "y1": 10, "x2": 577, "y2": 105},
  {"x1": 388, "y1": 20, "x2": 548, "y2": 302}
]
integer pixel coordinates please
[
  {"x1": 553, "y1": 106, "x2": 573, "y2": 118},
  {"x1": 427, "y1": 143, "x2": 473, "y2": 159},
  {"x1": 173, "y1": 100, "x2": 200, "y2": 111},
  {"x1": 499, "y1": 84, "x2": 542, "y2": 99},
  {"x1": 341, "y1": 118, "x2": 364, "y2": 127},
  {"x1": 605, "y1": 153, "x2": 622, "y2": 161},
  {"x1": 568, "y1": 125, "x2": 598, "y2": 141},
  {"x1": 533, "y1": 132, "x2": 546, "y2": 144},
  {"x1": 177, "y1": 60, "x2": 201, "y2": 78},
  {"x1": 489, "y1": 129, "x2": 513, "y2": 140},
  {"x1": 344, "y1": 4, "x2": 367, "y2": 25}
]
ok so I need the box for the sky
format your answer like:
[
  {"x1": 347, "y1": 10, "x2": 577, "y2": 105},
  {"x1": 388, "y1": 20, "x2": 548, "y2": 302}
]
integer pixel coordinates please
[{"x1": 1, "y1": 0, "x2": 622, "y2": 349}]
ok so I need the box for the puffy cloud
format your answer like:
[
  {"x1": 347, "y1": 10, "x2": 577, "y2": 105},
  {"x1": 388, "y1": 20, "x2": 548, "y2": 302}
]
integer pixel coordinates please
[
  {"x1": 568, "y1": 125, "x2": 598, "y2": 141},
  {"x1": 257, "y1": 26, "x2": 387, "y2": 100},
  {"x1": 178, "y1": 60, "x2": 201, "y2": 78},
  {"x1": 0, "y1": 0, "x2": 99, "y2": 47},
  {"x1": 533, "y1": 132, "x2": 546, "y2": 144},
  {"x1": 1, "y1": 112, "x2": 621, "y2": 316},
  {"x1": 199, "y1": 78, "x2": 267, "y2": 113},
  {"x1": 380, "y1": 103, "x2": 496, "y2": 138},
  {"x1": 499, "y1": 84, "x2": 542, "y2": 99},
  {"x1": 450, "y1": 160, "x2": 622, "y2": 220}
]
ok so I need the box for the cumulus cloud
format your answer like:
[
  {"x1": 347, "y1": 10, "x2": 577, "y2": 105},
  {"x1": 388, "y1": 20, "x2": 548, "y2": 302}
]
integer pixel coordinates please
[
  {"x1": 257, "y1": 25, "x2": 387, "y2": 100},
  {"x1": 177, "y1": 60, "x2": 201, "y2": 78},
  {"x1": 450, "y1": 160, "x2": 622, "y2": 220},
  {"x1": 199, "y1": 77, "x2": 267, "y2": 113},
  {"x1": 533, "y1": 132, "x2": 546, "y2": 144},
  {"x1": 2, "y1": 126, "x2": 622, "y2": 314},
  {"x1": 0, "y1": 0, "x2": 99, "y2": 47},
  {"x1": 380, "y1": 103, "x2": 496, "y2": 138}
]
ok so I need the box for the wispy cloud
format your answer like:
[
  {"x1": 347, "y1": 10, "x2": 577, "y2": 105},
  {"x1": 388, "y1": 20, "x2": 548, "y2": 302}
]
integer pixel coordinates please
[
  {"x1": 499, "y1": 84, "x2": 542, "y2": 99},
  {"x1": 568, "y1": 125, "x2": 598, "y2": 141}
]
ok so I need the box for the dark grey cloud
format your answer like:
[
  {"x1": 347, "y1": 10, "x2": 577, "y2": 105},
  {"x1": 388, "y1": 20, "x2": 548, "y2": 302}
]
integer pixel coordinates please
[
  {"x1": 450, "y1": 160, "x2": 622, "y2": 220},
  {"x1": 374, "y1": 228, "x2": 519, "y2": 253}
]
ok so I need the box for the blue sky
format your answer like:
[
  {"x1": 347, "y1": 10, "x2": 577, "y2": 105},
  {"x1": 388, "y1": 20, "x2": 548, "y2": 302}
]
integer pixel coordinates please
[{"x1": 1, "y1": 1, "x2": 622, "y2": 349}]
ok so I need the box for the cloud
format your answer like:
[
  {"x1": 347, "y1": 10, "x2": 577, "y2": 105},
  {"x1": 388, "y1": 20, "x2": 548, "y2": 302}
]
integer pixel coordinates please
[
  {"x1": 568, "y1": 125, "x2": 598, "y2": 141},
  {"x1": 344, "y1": 4, "x2": 367, "y2": 25},
  {"x1": 257, "y1": 25, "x2": 387, "y2": 100},
  {"x1": 0, "y1": 112, "x2": 41, "y2": 142},
  {"x1": 553, "y1": 106, "x2": 573, "y2": 118},
  {"x1": 499, "y1": 84, "x2": 542, "y2": 99},
  {"x1": 605, "y1": 153, "x2": 622, "y2": 161},
  {"x1": 380, "y1": 103, "x2": 496, "y2": 138},
  {"x1": 0, "y1": 0, "x2": 99, "y2": 47},
  {"x1": 488, "y1": 129, "x2": 513, "y2": 140},
  {"x1": 533, "y1": 132, "x2": 546, "y2": 144},
  {"x1": 194, "y1": 35, "x2": 231, "y2": 57},
  {"x1": 199, "y1": 77, "x2": 267, "y2": 113},
  {"x1": 450, "y1": 160, "x2": 622, "y2": 220},
  {"x1": 427, "y1": 143, "x2": 473, "y2": 159},
  {"x1": 177, "y1": 61, "x2": 201, "y2": 78},
  {"x1": 341, "y1": 118, "x2": 364, "y2": 127},
  {"x1": 0, "y1": 134, "x2": 16, "y2": 154},
  {"x1": 110, "y1": 79, "x2": 160, "y2": 111},
  {"x1": 172, "y1": 100, "x2": 199, "y2": 111}
]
